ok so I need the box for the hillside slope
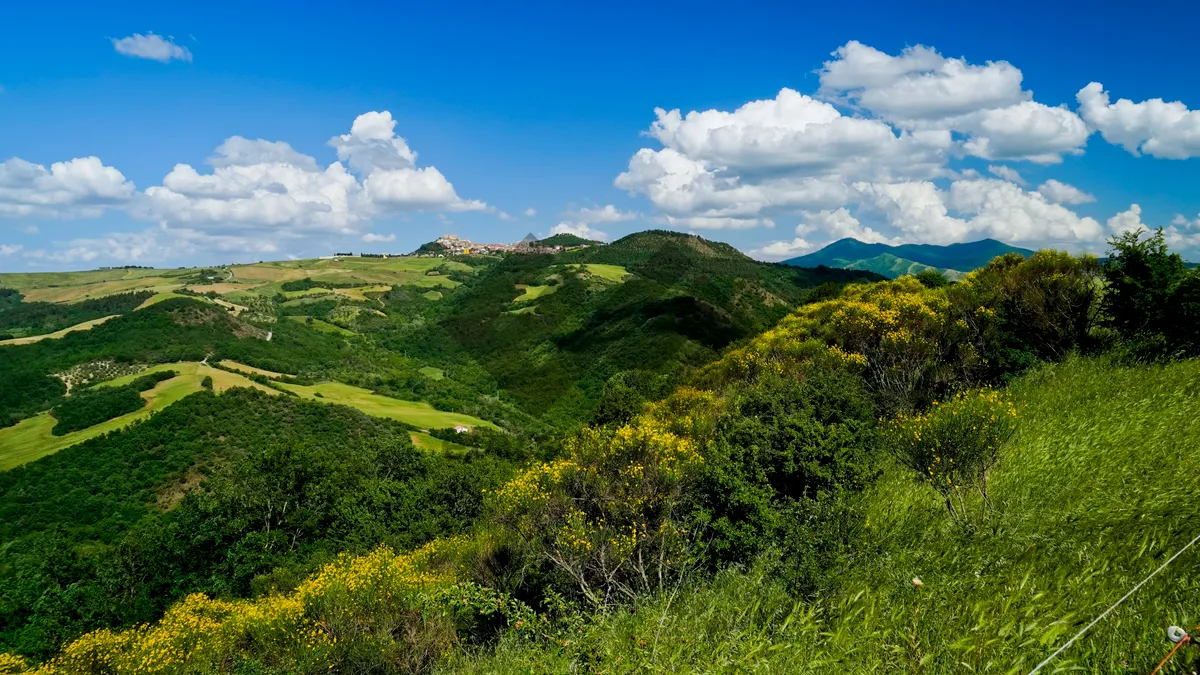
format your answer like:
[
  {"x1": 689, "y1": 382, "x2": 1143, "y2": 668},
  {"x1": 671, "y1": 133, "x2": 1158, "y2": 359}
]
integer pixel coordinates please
[
  {"x1": 451, "y1": 356, "x2": 1200, "y2": 673},
  {"x1": 416, "y1": 231, "x2": 882, "y2": 423}
]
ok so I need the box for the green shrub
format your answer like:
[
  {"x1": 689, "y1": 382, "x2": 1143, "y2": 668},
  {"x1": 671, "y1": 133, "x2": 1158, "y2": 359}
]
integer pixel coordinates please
[
  {"x1": 914, "y1": 268, "x2": 950, "y2": 288},
  {"x1": 886, "y1": 388, "x2": 1017, "y2": 520},
  {"x1": 1102, "y1": 227, "x2": 1200, "y2": 358},
  {"x1": 692, "y1": 372, "x2": 879, "y2": 590},
  {"x1": 949, "y1": 250, "x2": 1101, "y2": 381},
  {"x1": 200, "y1": 375, "x2": 213, "y2": 390}
]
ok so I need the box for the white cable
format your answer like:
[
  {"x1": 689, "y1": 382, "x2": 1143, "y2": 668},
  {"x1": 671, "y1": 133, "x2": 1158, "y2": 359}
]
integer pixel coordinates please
[{"x1": 1027, "y1": 531, "x2": 1200, "y2": 674}]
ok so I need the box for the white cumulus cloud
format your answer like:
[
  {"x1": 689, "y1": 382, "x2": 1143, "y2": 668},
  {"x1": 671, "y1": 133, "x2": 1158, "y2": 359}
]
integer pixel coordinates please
[
  {"x1": 569, "y1": 204, "x2": 638, "y2": 223},
  {"x1": 0, "y1": 157, "x2": 135, "y2": 218},
  {"x1": 550, "y1": 222, "x2": 610, "y2": 241},
  {"x1": 111, "y1": 32, "x2": 192, "y2": 63},
  {"x1": 818, "y1": 41, "x2": 1088, "y2": 164},
  {"x1": 1077, "y1": 82, "x2": 1200, "y2": 159},
  {"x1": 988, "y1": 165, "x2": 1025, "y2": 185},
  {"x1": 362, "y1": 232, "x2": 396, "y2": 243},
  {"x1": 1037, "y1": 179, "x2": 1096, "y2": 205}
]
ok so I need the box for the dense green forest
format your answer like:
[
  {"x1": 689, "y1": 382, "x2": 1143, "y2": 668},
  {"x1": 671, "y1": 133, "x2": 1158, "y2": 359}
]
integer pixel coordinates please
[
  {"x1": 0, "y1": 291, "x2": 153, "y2": 340},
  {"x1": 3, "y1": 229, "x2": 1199, "y2": 673}
]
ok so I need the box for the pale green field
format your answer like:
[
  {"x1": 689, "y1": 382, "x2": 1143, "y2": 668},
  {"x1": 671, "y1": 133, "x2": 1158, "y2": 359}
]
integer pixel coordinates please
[
  {"x1": 514, "y1": 284, "x2": 558, "y2": 303},
  {"x1": 136, "y1": 291, "x2": 188, "y2": 309},
  {"x1": 217, "y1": 360, "x2": 295, "y2": 379},
  {"x1": 423, "y1": 290, "x2": 443, "y2": 301},
  {"x1": 419, "y1": 366, "x2": 445, "y2": 380},
  {"x1": 231, "y1": 258, "x2": 458, "y2": 292},
  {"x1": 0, "y1": 267, "x2": 185, "y2": 302},
  {"x1": 282, "y1": 287, "x2": 334, "y2": 299},
  {"x1": 331, "y1": 285, "x2": 392, "y2": 301},
  {"x1": 0, "y1": 315, "x2": 118, "y2": 346},
  {"x1": 504, "y1": 306, "x2": 537, "y2": 315},
  {"x1": 0, "y1": 362, "x2": 275, "y2": 471},
  {"x1": 409, "y1": 431, "x2": 473, "y2": 454},
  {"x1": 283, "y1": 315, "x2": 357, "y2": 335},
  {"x1": 276, "y1": 381, "x2": 496, "y2": 431},
  {"x1": 581, "y1": 264, "x2": 629, "y2": 282}
]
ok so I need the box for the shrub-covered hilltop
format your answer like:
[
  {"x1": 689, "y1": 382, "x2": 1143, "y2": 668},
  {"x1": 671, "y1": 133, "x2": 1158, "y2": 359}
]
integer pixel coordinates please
[{"x1": 3, "y1": 229, "x2": 1200, "y2": 673}]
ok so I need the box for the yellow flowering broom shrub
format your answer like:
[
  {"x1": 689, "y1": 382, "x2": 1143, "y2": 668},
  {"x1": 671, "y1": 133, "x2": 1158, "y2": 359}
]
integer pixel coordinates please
[
  {"x1": 695, "y1": 278, "x2": 998, "y2": 411},
  {"x1": 489, "y1": 418, "x2": 704, "y2": 606},
  {"x1": 12, "y1": 537, "x2": 536, "y2": 675},
  {"x1": 887, "y1": 388, "x2": 1018, "y2": 520}
]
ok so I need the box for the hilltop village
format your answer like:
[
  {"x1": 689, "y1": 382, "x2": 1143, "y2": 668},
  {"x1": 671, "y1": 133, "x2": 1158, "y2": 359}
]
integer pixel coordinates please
[{"x1": 328, "y1": 232, "x2": 599, "y2": 259}]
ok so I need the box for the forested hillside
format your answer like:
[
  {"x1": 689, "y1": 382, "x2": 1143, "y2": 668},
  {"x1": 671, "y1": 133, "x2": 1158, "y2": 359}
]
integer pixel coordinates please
[{"x1": 4, "y1": 229, "x2": 1199, "y2": 674}]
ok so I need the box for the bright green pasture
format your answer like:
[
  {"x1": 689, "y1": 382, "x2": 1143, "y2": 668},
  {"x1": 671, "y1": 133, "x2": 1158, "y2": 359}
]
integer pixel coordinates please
[{"x1": 276, "y1": 381, "x2": 497, "y2": 431}]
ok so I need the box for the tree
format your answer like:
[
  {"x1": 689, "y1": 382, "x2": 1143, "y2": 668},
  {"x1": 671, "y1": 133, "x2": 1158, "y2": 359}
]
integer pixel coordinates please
[{"x1": 1102, "y1": 227, "x2": 1199, "y2": 357}]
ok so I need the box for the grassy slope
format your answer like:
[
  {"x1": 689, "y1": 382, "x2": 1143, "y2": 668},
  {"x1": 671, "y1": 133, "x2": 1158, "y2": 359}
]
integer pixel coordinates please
[
  {"x1": 580, "y1": 264, "x2": 629, "y2": 281},
  {"x1": 217, "y1": 359, "x2": 294, "y2": 379},
  {"x1": 0, "y1": 315, "x2": 118, "y2": 346},
  {"x1": 283, "y1": 315, "x2": 357, "y2": 335},
  {"x1": 513, "y1": 284, "x2": 558, "y2": 302},
  {"x1": 277, "y1": 381, "x2": 498, "y2": 430},
  {"x1": 451, "y1": 357, "x2": 1200, "y2": 673},
  {"x1": 0, "y1": 362, "x2": 275, "y2": 470}
]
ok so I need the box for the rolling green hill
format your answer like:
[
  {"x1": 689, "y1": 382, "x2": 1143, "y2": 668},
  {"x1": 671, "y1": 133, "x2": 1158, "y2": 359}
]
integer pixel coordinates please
[
  {"x1": 534, "y1": 233, "x2": 597, "y2": 247},
  {"x1": 785, "y1": 237, "x2": 1034, "y2": 278}
]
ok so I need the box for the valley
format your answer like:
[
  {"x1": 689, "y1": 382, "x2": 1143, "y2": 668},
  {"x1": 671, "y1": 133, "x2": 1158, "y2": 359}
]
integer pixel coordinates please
[{"x1": 1, "y1": 230, "x2": 1198, "y2": 674}]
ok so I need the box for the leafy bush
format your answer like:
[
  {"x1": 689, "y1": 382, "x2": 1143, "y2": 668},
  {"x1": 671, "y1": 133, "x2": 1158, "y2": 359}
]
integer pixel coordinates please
[
  {"x1": 1102, "y1": 227, "x2": 1200, "y2": 358},
  {"x1": 914, "y1": 268, "x2": 951, "y2": 288},
  {"x1": 692, "y1": 371, "x2": 880, "y2": 590},
  {"x1": 887, "y1": 388, "x2": 1017, "y2": 520},
  {"x1": 950, "y1": 250, "x2": 1101, "y2": 380}
]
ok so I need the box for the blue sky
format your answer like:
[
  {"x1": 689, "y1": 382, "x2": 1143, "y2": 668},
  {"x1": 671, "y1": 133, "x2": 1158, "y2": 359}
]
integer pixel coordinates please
[{"x1": 4, "y1": 0, "x2": 1200, "y2": 269}]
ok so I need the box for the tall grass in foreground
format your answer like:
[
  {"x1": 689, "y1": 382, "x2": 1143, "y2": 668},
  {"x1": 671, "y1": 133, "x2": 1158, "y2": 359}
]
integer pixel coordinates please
[{"x1": 447, "y1": 356, "x2": 1200, "y2": 674}]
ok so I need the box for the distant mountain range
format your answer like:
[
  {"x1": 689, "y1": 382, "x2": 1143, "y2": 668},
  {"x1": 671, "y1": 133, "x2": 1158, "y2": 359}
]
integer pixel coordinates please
[{"x1": 783, "y1": 238, "x2": 1034, "y2": 279}]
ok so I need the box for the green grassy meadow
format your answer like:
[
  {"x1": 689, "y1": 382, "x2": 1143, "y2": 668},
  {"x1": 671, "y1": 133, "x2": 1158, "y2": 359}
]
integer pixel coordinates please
[
  {"x1": 282, "y1": 315, "x2": 357, "y2": 335},
  {"x1": 580, "y1": 263, "x2": 629, "y2": 282},
  {"x1": 276, "y1": 381, "x2": 498, "y2": 431},
  {"x1": 449, "y1": 356, "x2": 1200, "y2": 674},
  {"x1": 513, "y1": 283, "x2": 558, "y2": 303}
]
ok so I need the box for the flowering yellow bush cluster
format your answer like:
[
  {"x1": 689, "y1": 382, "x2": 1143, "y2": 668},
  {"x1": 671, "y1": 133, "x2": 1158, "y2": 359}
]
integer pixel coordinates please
[
  {"x1": 8, "y1": 537, "x2": 532, "y2": 675},
  {"x1": 887, "y1": 388, "x2": 1018, "y2": 518},
  {"x1": 697, "y1": 278, "x2": 989, "y2": 411},
  {"x1": 490, "y1": 418, "x2": 703, "y2": 606}
]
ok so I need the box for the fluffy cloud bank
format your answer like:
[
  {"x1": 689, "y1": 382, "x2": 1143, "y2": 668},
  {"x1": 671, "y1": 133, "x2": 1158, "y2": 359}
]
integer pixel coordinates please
[
  {"x1": 618, "y1": 40, "x2": 1200, "y2": 259},
  {"x1": 0, "y1": 157, "x2": 135, "y2": 218},
  {"x1": 3, "y1": 111, "x2": 489, "y2": 263}
]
